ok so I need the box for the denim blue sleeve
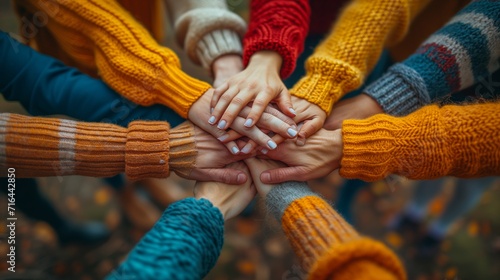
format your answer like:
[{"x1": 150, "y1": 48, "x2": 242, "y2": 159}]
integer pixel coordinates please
[
  {"x1": 0, "y1": 31, "x2": 184, "y2": 127},
  {"x1": 106, "y1": 198, "x2": 224, "y2": 280}
]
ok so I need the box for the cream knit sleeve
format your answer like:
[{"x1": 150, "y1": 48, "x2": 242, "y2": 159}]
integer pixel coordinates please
[{"x1": 165, "y1": 0, "x2": 247, "y2": 70}]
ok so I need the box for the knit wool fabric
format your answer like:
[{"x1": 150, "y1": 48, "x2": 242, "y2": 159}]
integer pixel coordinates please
[
  {"x1": 17, "y1": 0, "x2": 211, "y2": 118},
  {"x1": 243, "y1": 0, "x2": 310, "y2": 78},
  {"x1": 365, "y1": 0, "x2": 500, "y2": 116},
  {"x1": 0, "y1": 113, "x2": 197, "y2": 181},
  {"x1": 107, "y1": 198, "x2": 224, "y2": 280},
  {"x1": 290, "y1": 0, "x2": 432, "y2": 114},
  {"x1": 166, "y1": 0, "x2": 247, "y2": 70},
  {"x1": 341, "y1": 103, "x2": 500, "y2": 182},
  {"x1": 266, "y1": 182, "x2": 406, "y2": 280}
]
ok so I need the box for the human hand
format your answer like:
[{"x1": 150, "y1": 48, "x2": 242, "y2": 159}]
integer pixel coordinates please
[
  {"x1": 290, "y1": 96, "x2": 327, "y2": 145},
  {"x1": 209, "y1": 51, "x2": 295, "y2": 134},
  {"x1": 258, "y1": 128, "x2": 343, "y2": 184},
  {"x1": 212, "y1": 54, "x2": 244, "y2": 88},
  {"x1": 189, "y1": 89, "x2": 297, "y2": 154},
  {"x1": 170, "y1": 122, "x2": 251, "y2": 184},
  {"x1": 324, "y1": 93, "x2": 383, "y2": 130},
  {"x1": 194, "y1": 161, "x2": 256, "y2": 220},
  {"x1": 244, "y1": 158, "x2": 285, "y2": 197}
]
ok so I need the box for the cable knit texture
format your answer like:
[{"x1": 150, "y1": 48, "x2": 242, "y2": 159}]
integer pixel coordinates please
[
  {"x1": 290, "y1": 0, "x2": 432, "y2": 114},
  {"x1": 266, "y1": 183, "x2": 405, "y2": 280},
  {"x1": 17, "y1": 0, "x2": 211, "y2": 117},
  {"x1": 166, "y1": 0, "x2": 246, "y2": 69},
  {"x1": 0, "y1": 113, "x2": 197, "y2": 181},
  {"x1": 243, "y1": 0, "x2": 310, "y2": 78},
  {"x1": 107, "y1": 198, "x2": 224, "y2": 280},
  {"x1": 366, "y1": 0, "x2": 500, "y2": 116},
  {"x1": 341, "y1": 103, "x2": 500, "y2": 182}
]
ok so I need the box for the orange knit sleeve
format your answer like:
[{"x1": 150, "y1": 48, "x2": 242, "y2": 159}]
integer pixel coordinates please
[
  {"x1": 290, "y1": 0, "x2": 432, "y2": 114},
  {"x1": 17, "y1": 0, "x2": 211, "y2": 118},
  {"x1": 340, "y1": 103, "x2": 500, "y2": 181}
]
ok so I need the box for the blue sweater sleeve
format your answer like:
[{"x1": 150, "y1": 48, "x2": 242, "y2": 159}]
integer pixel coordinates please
[
  {"x1": 365, "y1": 0, "x2": 500, "y2": 116},
  {"x1": 106, "y1": 198, "x2": 224, "y2": 280},
  {"x1": 0, "y1": 31, "x2": 184, "y2": 127}
]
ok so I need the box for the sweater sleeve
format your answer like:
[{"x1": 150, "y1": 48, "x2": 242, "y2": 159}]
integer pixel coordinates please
[
  {"x1": 242, "y1": 0, "x2": 310, "y2": 78},
  {"x1": 365, "y1": 0, "x2": 500, "y2": 116},
  {"x1": 17, "y1": 0, "x2": 211, "y2": 118},
  {"x1": 0, "y1": 114, "x2": 196, "y2": 181},
  {"x1": 290, "y1": 0, "x2": 432, "y2": 114},
  {"x1": 0, "y1": 31, "x2": 185, "y2": 128},
  {"x1": 107, "y1": 198, "x2": 224, "y2": 280},
  {"x1": 165, "y1": 0, "x2": 246, "y2": 70},
  {"x1": 266, "y1": 182, "x2": 405, "y2": 280},
  {"x1": 340, "y1": 103, "x2": 500, "y2": 182}
]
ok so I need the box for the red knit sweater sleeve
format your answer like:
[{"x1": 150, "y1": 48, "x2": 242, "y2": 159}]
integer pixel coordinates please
[{"x1": 243, "y1": 0, "x2": 310, "y2": 78}]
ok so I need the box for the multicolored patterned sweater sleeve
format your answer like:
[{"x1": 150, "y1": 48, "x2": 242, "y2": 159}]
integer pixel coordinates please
[
  {"x1": 165, "y1": 0, "x2": 246, "y2": 70},
  {"x1": 0, "y1": 114, "x2": 197, "y2": 181},
  {"x1": 107, "y1": 198, "x2": 224, "y2": 280},
  {"x1": 365, "y1": 0, "x2": 500, "y2": 116},
  {"x1": 16, "y1": 0, "x2": 211, "y2": 118},
  {"x1": 290, "y1": 0, "x2": 432, "y2": 114},
  {"x1": 340, "y1": 103, "x2": 500, "y2": 182},
  {"x1": 266, "y1": 182, "x2": 406, "y2": 280},
  {"x1": 243, "y1": 0, "x2": 310, "y2": 78}
]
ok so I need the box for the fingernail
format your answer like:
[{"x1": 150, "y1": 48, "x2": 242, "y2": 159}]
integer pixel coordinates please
[
  {"x1": 208, "y1": 116, "x2": 216, "y2": 124},
  {"x1": 210, "y1": 107, "x2": 214, "y2": 114},
  {"x1": 261, "y1": 172, "x2": 271, "y2": 182},
  {"x1": 237, "y1": 174, "x2": 246, "y2": 184},
  {"x1": 217, "y1": 120, "x2": 227, "y2": 129},
  {"x1": 231, "y1": 146, "x2": 240, "y2": 154},
  {"x1": 267, "y1": 140, "x2": 277, "y2": 150},
  {"x1": 244, "y1": 118, "x2": 253, "y2": 127},
  {"x1": 261, "y1": 148, "x2": 268, "y2": 154},
  {"x1": 287, "y1": 128, "x2": 298, "y2": 137},
  {"x1": 296, "y1": 138, "x2": 305, "y2": 146},
  {"x1": 289, "y1": 108, "x2": 297, "y2": 116},
  {"x1": 217, "y1": 134, "x2": 229, "y2": 142},
  {"x1": 241, "y1": 143, "x2": 253, "y2": 154}
]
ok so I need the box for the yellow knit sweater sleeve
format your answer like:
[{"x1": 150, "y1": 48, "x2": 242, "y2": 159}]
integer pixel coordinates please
[
  {"x1": 291, "y1": 0, "x2": 432, "y2": 114},
  {"x1": 281, "y1": 196, "x2": 405, "y2": 280},
  {"x1": 18, "y1": 0, "x2": 211, "y2": 118},
  {"x1": 340, "y1": 103, "x2": 500, "y2": 181}
]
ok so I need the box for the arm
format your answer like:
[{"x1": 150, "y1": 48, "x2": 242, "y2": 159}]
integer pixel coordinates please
[
  {"x1": 291, "y1": 0, "x2": 432, "y2": 114},
  {"x1": 364, "y1": 0, "x2": 500, "y2": 116},
  {"x1": 17, "y1": 0, "x2": 210, "y2": 117}
]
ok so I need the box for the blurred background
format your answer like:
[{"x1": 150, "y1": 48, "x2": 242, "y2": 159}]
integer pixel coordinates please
[{"x1": 1, "y1": 1, "x2": 500, "y2": 279}]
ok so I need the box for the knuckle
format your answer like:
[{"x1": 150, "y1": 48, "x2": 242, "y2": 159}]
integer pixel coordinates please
[
  {"x1": 220, "y1": 94, "x2": 233, "y2": 103},
  {"x1": 232, "y1": 97, "x2": 246, "y2": 106}
]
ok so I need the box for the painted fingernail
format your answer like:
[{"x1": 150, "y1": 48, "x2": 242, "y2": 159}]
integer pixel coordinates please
[
  {"x1": 237, "y1": 173, "x2": 246, "y2": 184},
  {"x1": 217, "y1": 134, "x2": 229, "y2": 142},
  {"x1": 289, "y1": 108, "x2": 297, "y2": 116},
  {"x1": 208, "y1": 116, "x2": 216, "y2": 124},
  {"x1": 244, "y1": 118, "x2": 253, "y2": 127},
  {"x1": 231, "y1": 146, "x2": 240, "y2": 154},
  {"x1": 210, "y1": 107, "x2": 214, "y2": 114},
  {"x1": 261, "y1": 172, "x2": 271, "y2": 182},
  {"x1": 267, "y1": 140, "x2": 277, "y2": 150},
  {"x1": 217, "y1": 120, "x2": 227, "y2": 129},
  {"x1": 241, "y1": 143, "x2": 253, "y2": 154},
  {"x1": 261, "y1": 148, "x2": 268, "y2": 154},
  {"x1": 287, "y1": 128, "x2": 298, "y2": 137}
]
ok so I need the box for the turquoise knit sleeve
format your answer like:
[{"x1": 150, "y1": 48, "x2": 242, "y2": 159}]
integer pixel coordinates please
[
  {"x1": 365, "y1": 0, "x2": 500, "y2": 116},
  {"x1": 106, "y1": 198, "x2": 224, "y2": 280}
]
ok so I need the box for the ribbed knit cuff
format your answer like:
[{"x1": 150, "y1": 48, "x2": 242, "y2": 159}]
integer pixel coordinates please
[
  {"x1": 196, "y1": 29, "x2": 243, "y2": 70},
  {"x1": 290, "y1": 57, "x2": 362, "y2": 114},
  {"x1": 364, "y1": 64, "x2": 431, "y2": 116},
  {"x1": 266, "y1": 181, "x2": 315, "y2": 220},
  {"x1": 125, "y1": 121, "x2": 170, "y2": 181},
  {"x1": 168, "y1": 122, "x2": 197, "y2": 171}
]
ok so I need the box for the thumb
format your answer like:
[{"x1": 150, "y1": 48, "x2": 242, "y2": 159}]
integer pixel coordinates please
[
  {"x1": 296, "y1": 118, "x2": 323, "y2": 146},
  {"x1": 177, "y1": 168, "x2": 247, "y2": 185},
  {"x1": 276, "y1": 88, "x2": 295, "y2": 118},
  {"x1": 260, "y1": 166, "x2": 309, "y2": 184}
]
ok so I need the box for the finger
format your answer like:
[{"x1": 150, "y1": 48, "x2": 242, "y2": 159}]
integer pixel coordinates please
[
  {"x1": 178, "y1": 168, "x2": 248, "y2": 184},
  {"x1": 276, "y1": 88, "x2": 296, "y2": 118},
  {"x1": 240, "y1": 139, "x2": 257, "y2": 154},
  {"x1": 224, "y1": 140, "x2": 241, "y2": 155},
  {"x1": 211, "y1": 82, "x2": 230, "y2": 110},
  {"x1": 296, "y1": 118, "x2": 323, "y2": 146},
  {"x1": 263, "y1": 106, "x2": 296, "y2": 127},
  {"x1": 260, "y1": 166, "x2": 310, "y2": 184},
  {"x1": 245, "y1": 93, "x2": 275, "y2": 128},
  {"x1": 230, "y1": 117, "x2": 277, "y2": 151},
  {"x1": 210, "y1": 87, "x2": 239, "y2": 126},
  {"x1": 256, "y1": 112, "x2": 298, "y2": 139},
  {"x1": 219, "y1": 90, "x2": 254, "y2": 130},
  {"x1": 217, "y1": 129, "x2": 243, "y2": 143}
]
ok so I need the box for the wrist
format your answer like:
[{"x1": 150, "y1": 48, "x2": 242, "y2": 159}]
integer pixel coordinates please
[
  {"x1": 196, "y1": 194, "x2": 227, "y2": 219},
  {"x1": 248, "y1": 51, "x2": 283, "y2": 72}
]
